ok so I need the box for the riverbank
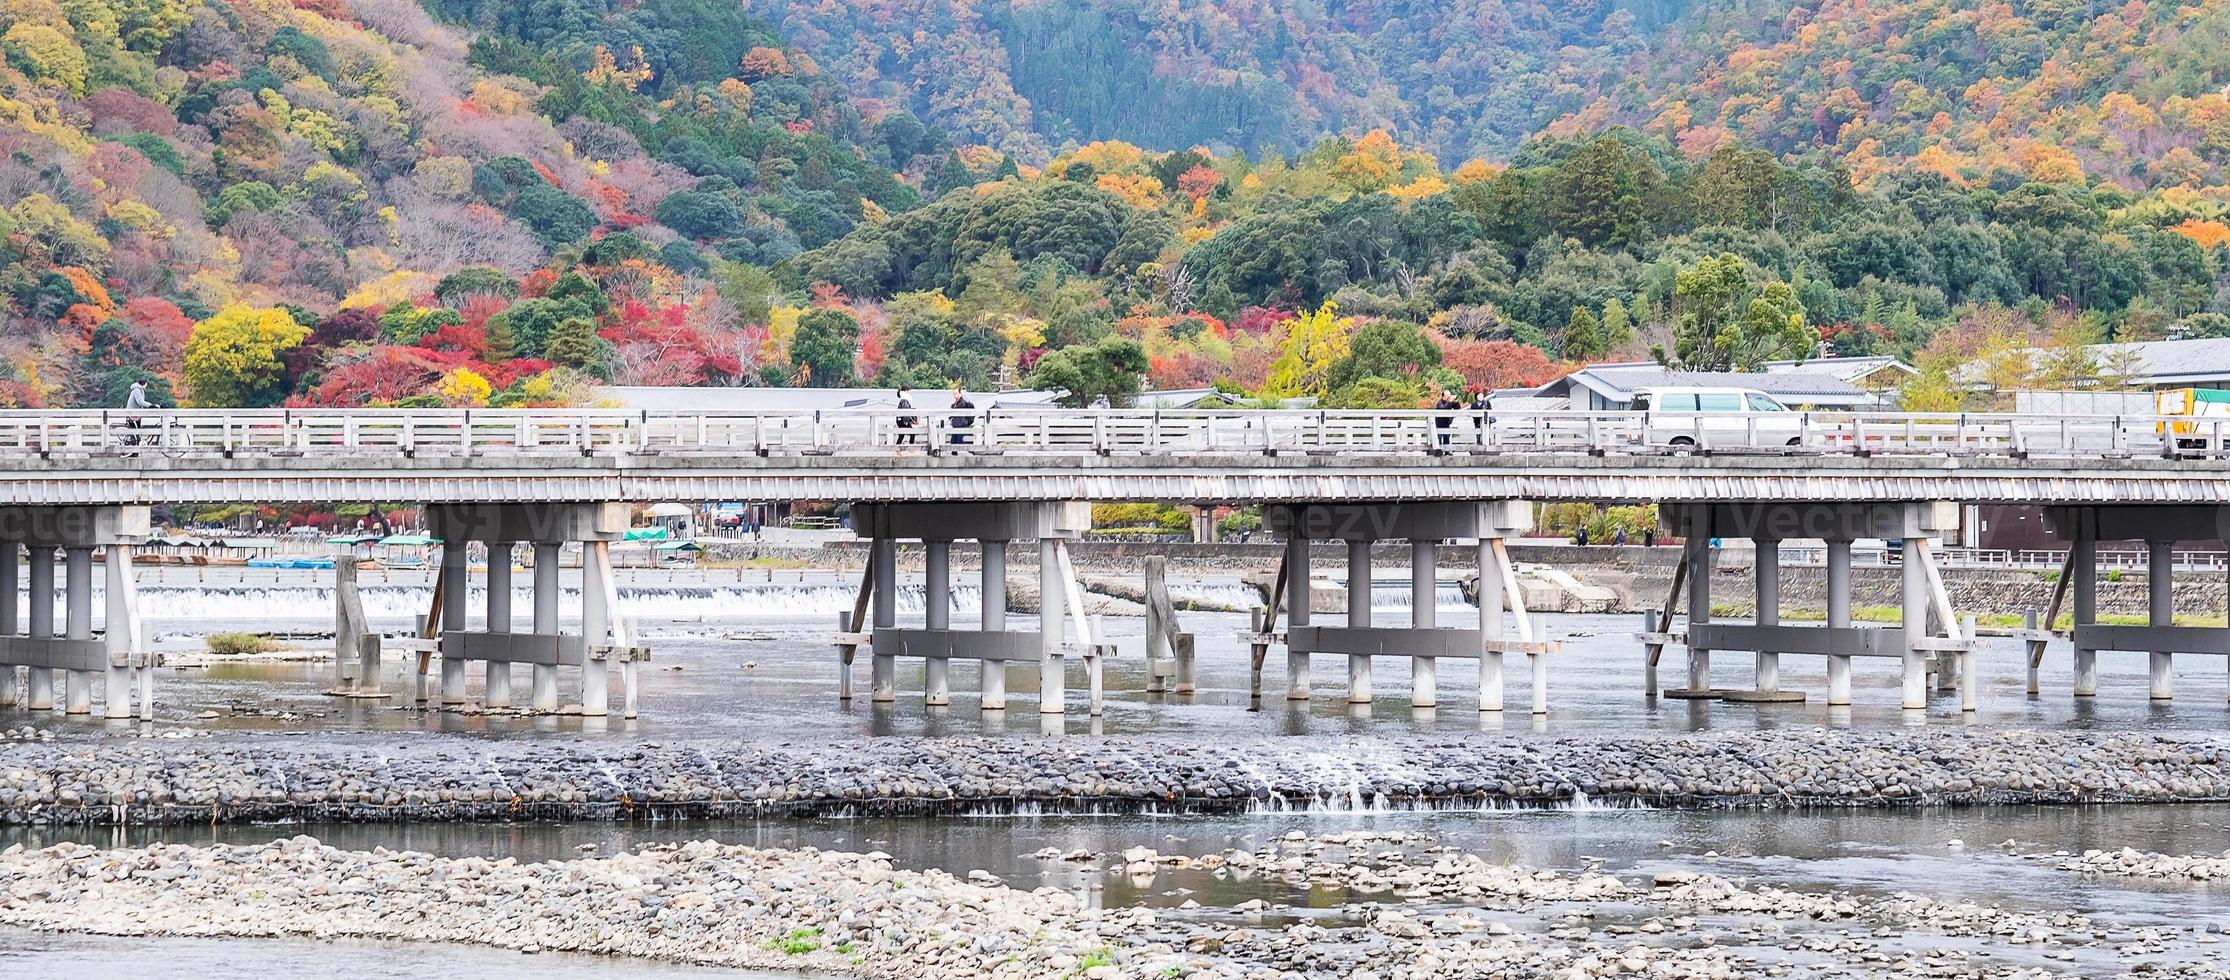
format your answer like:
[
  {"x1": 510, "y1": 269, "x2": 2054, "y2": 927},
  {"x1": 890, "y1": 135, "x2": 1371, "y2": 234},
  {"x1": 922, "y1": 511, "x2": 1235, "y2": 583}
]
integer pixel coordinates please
[
  {"x1": 3, "y1": 833, "x2": 2224, "y2": 978},
  {"x1": 2, "y1": 729, "x2": 2224, "y2": 826}
]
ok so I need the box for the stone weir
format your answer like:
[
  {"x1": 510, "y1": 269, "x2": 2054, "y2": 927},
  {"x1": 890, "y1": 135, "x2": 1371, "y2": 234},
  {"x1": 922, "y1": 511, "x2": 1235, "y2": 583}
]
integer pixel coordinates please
[{"x1": 2, "y1": 729, "x2": 2225, "y2": 826}]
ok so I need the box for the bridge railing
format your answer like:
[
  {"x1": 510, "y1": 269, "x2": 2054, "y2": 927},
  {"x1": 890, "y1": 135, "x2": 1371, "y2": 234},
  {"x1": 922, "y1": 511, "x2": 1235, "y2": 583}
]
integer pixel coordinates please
[{"x1": 1, "y1": 408, "x2": 2222, "y2": 458}]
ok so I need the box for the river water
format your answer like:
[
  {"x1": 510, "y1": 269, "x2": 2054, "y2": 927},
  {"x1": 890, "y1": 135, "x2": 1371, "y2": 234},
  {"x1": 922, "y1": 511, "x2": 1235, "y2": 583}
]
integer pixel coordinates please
[{"x1": 5, "y1": 569, "x2": 2230, "y2": 974}]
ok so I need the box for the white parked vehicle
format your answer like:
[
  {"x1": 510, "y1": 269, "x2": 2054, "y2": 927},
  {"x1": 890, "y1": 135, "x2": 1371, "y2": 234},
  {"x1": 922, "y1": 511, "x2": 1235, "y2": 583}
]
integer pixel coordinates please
[{"x1": 1631, "y1": 386, "x2": 1806, "y2": 448}]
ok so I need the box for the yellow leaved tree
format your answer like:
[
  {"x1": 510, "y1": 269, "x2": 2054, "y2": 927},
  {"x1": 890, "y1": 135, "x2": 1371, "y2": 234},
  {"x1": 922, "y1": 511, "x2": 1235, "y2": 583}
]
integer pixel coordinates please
[
  {"x1": 437, "y1": 367, "x2": 492, "y2": 407},
  {"x1": 182, "y1": 306, "x2": 310, "y2": 407},
  {"x1": 1260, "y1": 302, "x2": 1353, "y2": 398}
]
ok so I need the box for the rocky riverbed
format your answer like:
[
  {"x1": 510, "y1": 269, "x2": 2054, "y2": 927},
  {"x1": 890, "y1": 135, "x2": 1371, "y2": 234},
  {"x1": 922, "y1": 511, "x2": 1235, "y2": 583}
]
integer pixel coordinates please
[
  {"x1": 3, "y1": 832, "x2": 2225, "y2": 978},
  {"x1": 1, "y1": 729, "x2": 2226, "y2": 826}
]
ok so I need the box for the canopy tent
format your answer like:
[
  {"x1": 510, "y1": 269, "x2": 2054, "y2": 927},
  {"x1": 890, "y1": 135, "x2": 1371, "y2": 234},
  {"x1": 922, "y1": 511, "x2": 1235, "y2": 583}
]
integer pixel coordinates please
[
  {"x1": 622, "y1": 526, "x2": 669, "y2": 541},
  {"x1": 644, "y1": 503, "x2": 693, "y2": 517},
  {"x1": 378, "y1": 533, "x2": 438, "y2": 546}
]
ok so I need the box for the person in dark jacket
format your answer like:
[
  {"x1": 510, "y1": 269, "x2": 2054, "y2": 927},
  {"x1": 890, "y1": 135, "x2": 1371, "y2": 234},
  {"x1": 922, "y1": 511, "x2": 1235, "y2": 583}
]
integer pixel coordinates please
[
  {"x1": 1433, "y1": 388, "x2": 1461, "y2": 448},
  {"x1": 894, "y1": 385, "x2": 918, "y2": 446},
  {"x1": 1470, "y1": 389, "x2": 1493, "y2": 446},
  {"x1": 948, "y1": 386, "x2": 975, "y2": 446}
]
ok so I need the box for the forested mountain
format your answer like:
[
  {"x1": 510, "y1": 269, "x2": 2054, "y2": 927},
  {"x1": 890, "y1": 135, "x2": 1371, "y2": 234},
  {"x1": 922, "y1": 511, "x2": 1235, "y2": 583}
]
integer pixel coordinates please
[
  {"x1": 7, "y1": 0, "x2": 2229, "y2": 417},
  {"x1": 749, "y1": 0, "x2": 2230, "y2": 193},
  {"x1": 746, "y1": 0, "x2": 1685, "y2": 165},
  {"x1": 0, "y1": 0, "x2": 936, "y2": 407}
]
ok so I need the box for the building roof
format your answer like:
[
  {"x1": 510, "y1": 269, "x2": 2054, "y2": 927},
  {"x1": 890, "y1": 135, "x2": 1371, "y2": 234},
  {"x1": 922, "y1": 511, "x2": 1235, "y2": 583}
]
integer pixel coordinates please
[
  {"x1": 2082, "y1": 338, "x2": 2230, "y2": 385},
  {"x1": 1761, "y1": 355, "x2": 1915, "y2": 384},
  {"x1": 1531, "y1": 362, "x2": 1872, "y2": 403}
]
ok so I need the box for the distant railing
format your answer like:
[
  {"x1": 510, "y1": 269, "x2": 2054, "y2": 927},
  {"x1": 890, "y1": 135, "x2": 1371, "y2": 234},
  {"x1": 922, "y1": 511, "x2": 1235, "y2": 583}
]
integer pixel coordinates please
[
  {"x1": 4, "y1": 408, "x2": 2228, "y2": 459},
  {"x1": 1779, "y1": 545, "x2": 2230, "y2": 571}
]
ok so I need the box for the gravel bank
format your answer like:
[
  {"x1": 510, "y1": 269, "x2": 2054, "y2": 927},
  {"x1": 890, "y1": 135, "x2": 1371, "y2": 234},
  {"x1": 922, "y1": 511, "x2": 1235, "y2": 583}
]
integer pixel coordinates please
[
  {"x1": 2048, "y1": 846, "x2": 2230, "y2": 881},
  {"x1": 5, "y1": 833, "x2": 2225, "y2": 978},
  {"x1": 2, "y1": 729, "x2": 2227, "y2": 826}
]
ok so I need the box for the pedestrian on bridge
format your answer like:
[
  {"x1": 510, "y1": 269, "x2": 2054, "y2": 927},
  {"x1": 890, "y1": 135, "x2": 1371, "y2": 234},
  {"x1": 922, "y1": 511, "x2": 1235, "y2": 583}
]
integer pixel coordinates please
[
  {"x1": 948, "y1": 386, "x2": 975, "y2": 447},
  {"x1": 894, "y1": 385, "x2": 918, "y2": 446},
  {"x1": 1434, "y1": 388, "x2": 1461, "y2": 449}
]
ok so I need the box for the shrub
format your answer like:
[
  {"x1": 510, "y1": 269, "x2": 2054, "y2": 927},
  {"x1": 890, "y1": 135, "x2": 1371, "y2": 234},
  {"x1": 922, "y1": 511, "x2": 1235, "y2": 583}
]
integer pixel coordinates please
[{"x1": 205, "y1": 631, "x2": 272, "y2": 655}]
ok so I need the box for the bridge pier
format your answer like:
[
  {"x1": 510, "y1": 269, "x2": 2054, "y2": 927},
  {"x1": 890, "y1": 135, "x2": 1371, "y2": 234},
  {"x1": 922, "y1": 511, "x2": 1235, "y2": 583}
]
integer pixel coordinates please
[
  {"x1": 844, "y1": 502, "x2": 1104, "y2": 715},
  {"x1": 0, "y1": 508, "x2": 150, "y2": 720},
  {"x1": 1267, "y1": 502, "x2": 1553, "y2": 713},
  {"x1": 1652, "y1": 502, "x2": 1965, "y2": 712},
  {"x1": 427, "y1": 504, "x2": 643, "y2": 716},
  {"x1": 2045, "y1": 505, "x2": 2230, "y2": 702}
]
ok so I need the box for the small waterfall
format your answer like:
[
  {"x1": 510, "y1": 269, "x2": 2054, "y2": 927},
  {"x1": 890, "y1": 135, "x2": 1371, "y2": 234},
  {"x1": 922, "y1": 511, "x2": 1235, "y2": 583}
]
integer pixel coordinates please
[
  {"x1": 15, "y1": 583, "x2": 983, "y2": 621},
  {"x1": 1367, "y1": 582, "x2": 1471, "y2": 612}
]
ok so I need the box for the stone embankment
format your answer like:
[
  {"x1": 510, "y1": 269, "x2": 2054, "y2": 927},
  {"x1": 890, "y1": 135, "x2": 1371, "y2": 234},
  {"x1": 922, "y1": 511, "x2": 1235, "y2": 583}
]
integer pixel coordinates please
[
  {"x1": 2, "y1": 729, "x2": 2225, "y2": 826},
  {"x1": 5, "y1": 832, "x2": 2226, "y2": 978}
]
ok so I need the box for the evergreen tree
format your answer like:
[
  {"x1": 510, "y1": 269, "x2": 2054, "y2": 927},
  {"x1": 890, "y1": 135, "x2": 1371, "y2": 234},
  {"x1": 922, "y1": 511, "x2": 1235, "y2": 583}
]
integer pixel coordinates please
[{"x1": 1562, "y1": 306, "x2": 1604, "y2": 361}]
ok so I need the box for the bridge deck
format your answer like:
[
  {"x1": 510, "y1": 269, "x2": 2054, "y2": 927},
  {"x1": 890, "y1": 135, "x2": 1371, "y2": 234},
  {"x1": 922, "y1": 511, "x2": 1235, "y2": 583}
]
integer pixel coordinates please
[{"x1": 0, "y1": 408, "x2": 2221, "y2": 505}]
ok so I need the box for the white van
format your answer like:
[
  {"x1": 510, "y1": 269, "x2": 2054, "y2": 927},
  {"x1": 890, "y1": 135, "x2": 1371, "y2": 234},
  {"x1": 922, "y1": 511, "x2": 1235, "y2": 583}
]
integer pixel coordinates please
[{"x1": 1631, "y1": 386, "x2": 1805, "y2": 448}]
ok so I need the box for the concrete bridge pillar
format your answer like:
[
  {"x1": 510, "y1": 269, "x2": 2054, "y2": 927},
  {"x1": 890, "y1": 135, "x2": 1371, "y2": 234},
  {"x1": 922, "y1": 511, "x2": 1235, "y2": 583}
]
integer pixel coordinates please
[
  {"x1": 1410, "y1": 540, "x2": 1437, "y2": 708},
  {"x1": 0, "y1": 545, "x2": 13, "y2": 708},
  {"x1": 1672, "y1": 508, "x2": 1714, "y2": 698},
  {"x1": 531, "y1": 542, "x2": 561, "y2": 711},
  {"x1": 1285, "y1": 532, "x2": 1311, "y2": 700},
  {"x1": 2070, "y1": 510, "x2": 2099, "y2": 697},
  {"x1": 1037, "y1": 538, "x2": 1065, "y2": 713},
  {"x1": 1826, "y1": 539, "x2": 1853, "y2": 705},
  {"x1": 846, "y1": 502, "x2": 1096, "y2": 715},
  {"x1": 483, "y1": 544, "x2": 512, "y2": 708},
  {"x1": 63, "y1": 546, "x2": 91, "y2": 715},
  {"x1": 1346, "y1": 539, "x2": 1372, "y2": 704},
  {"x1": 869, "y1": 537, "x2": 897, "y2": 703},
  {"x1": 25, "y1": 546, "x2": 52, "y2": 709},
  {"x1": 1753, "y1": 538, "x2": 1781, "y2": 696},
  {"x1": 2149, "y1": 538, "x2": 2174, "y2": 701},
  {"x1": 1900, "y1": 530, "x2": 1930, "y2": 710},
  {"x1": 439, "y1": 542, "x2": 469, "y2": 705},
  {"x1": 924, "y1": 540, "x2": 951, "y2": 706},
  {"x1": 0, "y1": 508, "x2": 149, "y2": 719},
  {"x1": 980, "y1": 541, "x2": 1007, "y2": 709},
  {"x1": 1654, "y1": 501, "x2": 1959, "y2": 712},
  {"x1": 1267, "y1": 502, "x2": 1547, "y2": 713},
  {"x1": 1477, "y1": 536, "x2": 1503, "y2": 712},
  {"x1": 2042, "y1": 505, "x2": 2230, "y2": 703},
  {"x1": 427, "y1": 503, "x2": 639, "y2": 717}
]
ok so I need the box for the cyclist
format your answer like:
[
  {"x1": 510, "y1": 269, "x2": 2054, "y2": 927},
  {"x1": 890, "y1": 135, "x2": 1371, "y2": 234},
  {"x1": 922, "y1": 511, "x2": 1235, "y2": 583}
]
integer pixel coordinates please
[{"x1": 124, "y1": 380, "x2": 153, "y2": 446}]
